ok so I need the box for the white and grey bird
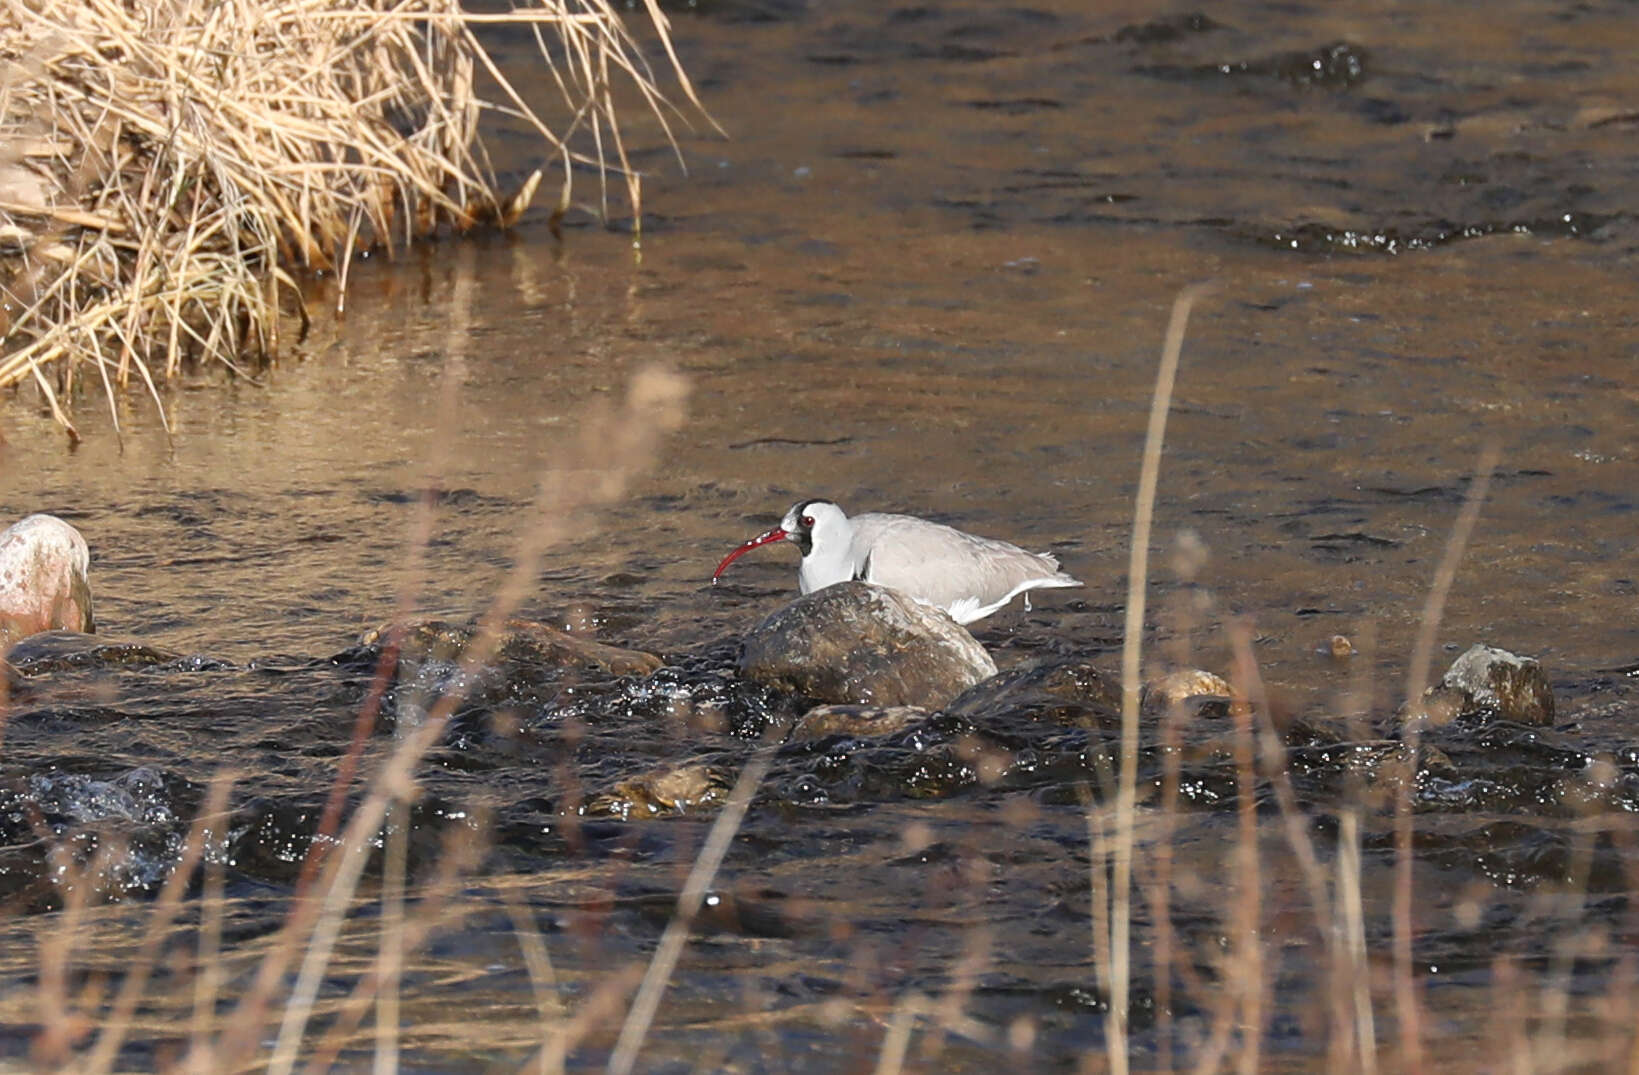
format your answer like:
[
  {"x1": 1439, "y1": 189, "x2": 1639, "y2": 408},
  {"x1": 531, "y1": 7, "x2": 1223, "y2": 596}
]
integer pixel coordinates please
[{"x1": 712, "y1": 499, "x2": 1081, "y2": 624}]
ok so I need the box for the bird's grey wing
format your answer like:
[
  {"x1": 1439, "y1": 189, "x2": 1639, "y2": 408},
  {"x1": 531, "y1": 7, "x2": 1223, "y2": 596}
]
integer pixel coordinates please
[{"x1": 852, "y1": 514, "x2": 1073, "y2": 610}]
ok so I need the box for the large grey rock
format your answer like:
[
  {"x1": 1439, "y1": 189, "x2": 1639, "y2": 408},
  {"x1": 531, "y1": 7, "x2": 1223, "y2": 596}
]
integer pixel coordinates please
[
  {"x1": 1401, "y1": 644, "x2": 1555, "y2": 728},
  {"x1": 0, "y1": 514, "x2": 94, "y2": 652},
  {"x1": 740, "y1": 581, "x2": 997, "y2": 709}
]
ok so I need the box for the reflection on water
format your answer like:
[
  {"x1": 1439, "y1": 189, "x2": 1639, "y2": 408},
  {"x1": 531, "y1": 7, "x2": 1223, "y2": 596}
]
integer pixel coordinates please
[{"x1": 1, "y1": 0, "x2": 1638, "y2": 1067}]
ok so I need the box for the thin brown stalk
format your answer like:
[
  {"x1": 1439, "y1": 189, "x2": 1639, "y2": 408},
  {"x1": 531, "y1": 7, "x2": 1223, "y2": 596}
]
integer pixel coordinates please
[
  {"x1": 375, "y1": 794, "x2": 408, "y2": 1074},
  {"x1": 1392, "y1": 440, "x2": 1500, "y2": 1074},
  {"x1": 190, "y1": 789, "x2": 230, "y2": 1058},
  {"x1": 1109, "y1": 281, "x2": 1215, "y2": 1072},
  {"x1": 1536, "y1": 816, "x2": 1599, "y2": 1072},
  {"x1": 1337, "y1": 808, "x2": 1377, "y2": 1075},
  {"x1": 1335, "y1": 622, "x2": 1379, "y2": 1075},
  {"x1": 1087, "y1": 795, "x2": 1113, "y2": 1014},
  {"x1": 605, "y1": 738, "x2": 780, "y2": 1075},
  {"x1": 873, "y1": 992, "x2": 928, "y2": 1075},
  {"x1": 499, "y1": 878, "x2": 567, "y2": 1068},
  {"x1": 297, "y1": 240, "x2": 474, "y2": 891},
  {"x1": 1148, "y1": 695, "x2": 1184, "y2": 1075},
  {"x1": 522, "y1": 966, "x2": 645, "y2": 1075},
  {"x1": 1227, "y1": 627, "x2": 1266, "y2": 1075},
  {"x1": 81, "y1": 774, "x2": 237, "y2": 1074},
  {"x1": 298, "y1": 822, "x2": 490, "y2": 1073},
  {"x1": 209, "y1": 364, "x2": 686, "y2": 1072}
]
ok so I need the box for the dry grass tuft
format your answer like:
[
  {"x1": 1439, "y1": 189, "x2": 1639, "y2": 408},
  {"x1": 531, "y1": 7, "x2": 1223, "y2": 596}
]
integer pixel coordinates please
[{"x1": 0, "y1": 0, "x2": 702, "y2": 438}]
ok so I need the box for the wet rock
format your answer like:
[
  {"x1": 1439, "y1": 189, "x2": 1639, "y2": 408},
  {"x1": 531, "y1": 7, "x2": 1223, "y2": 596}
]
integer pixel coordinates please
[
  {"x1": 0, "y1": 514, "x2": 94, "y2": 652},
  {"x1": 1287, "y1": 738, "x2": 1457, "y2": 805},
  {"x1": 583, "y1": 760, "x2": 731, "y2": 819},
  {"x1": 1402, "y1": 686, "x2": 1464, "y2": 730},
  {"x1": 740, "y1": 581, "x2": 996, "y2": 708},
  {"x1": 1143, "y1": 668, "x2": 1236, "y2": 715},
  {"x1": 359, "y1": 618, "x2": 662, "y2": 677},
  {"x1": 500, "y1": 619, "x2": 663, "y2": 677},
  {"x1": 1402, "y1": 644, "x2": 1555, "y2": 728},
  {"x1": 944, "y1": 657, "x2": 1121, "y2": 731},
  {"x1": 3, "y1": 631, "x2": 179, "y2": 676},
  {"x1": 1141, "y1": 41, "x2": 1369, "y2": 88},
  {"x1": 1362, "y1": 742, "x2": 1457, "y2": 795},
  {"x1": 358, "y1": 618, "x2": 663, "y2": 737},
  {"x1": 1111, "y1": 12, "x2": 1221, "y2": 45},
  {"x1": 565, "y1": 647, "x2": 803, "y2": 739},
  {"x1": 788, "y1": 704, "x2": 927, "y2": 742}
]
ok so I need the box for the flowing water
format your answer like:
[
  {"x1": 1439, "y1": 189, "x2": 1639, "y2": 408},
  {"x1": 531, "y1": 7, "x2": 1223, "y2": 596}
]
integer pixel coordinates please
[{"x1": 2, "y1": 0, "x2": 1638, "y2": 1069}]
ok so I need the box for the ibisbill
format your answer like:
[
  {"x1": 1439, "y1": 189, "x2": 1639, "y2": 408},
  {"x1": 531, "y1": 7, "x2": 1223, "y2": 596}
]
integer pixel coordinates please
[{"x1": 712, "y1": 499, "x2": 1080, "y2": 625}]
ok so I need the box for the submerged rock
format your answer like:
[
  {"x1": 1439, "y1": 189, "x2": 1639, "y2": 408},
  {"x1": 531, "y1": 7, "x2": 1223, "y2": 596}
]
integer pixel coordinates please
[
  {"x1": 1402, "y1": 644, "x2": 1555, "y2": 728},
  {"x1": 359, "y1": 617, "x2": 664, "y2": 735},
  {"x1": 583, "y1": 760, "x2": 731, "y2": 819},
  {"x1": 788, "y1": 704, "x2": 928, "y2": 742},
  {"x1": 1143, "y1": 668, "x2": 1237, "y2": 716},
  {"x1": 945, "y1": 657, "x2": 1121, "y2": 730},
  {"x1": 0, "y1": 514, "x2": 94, "y2": 652},
  {"x1": 359, "y1": 618, "x2": 662, "y2": 677},
  {"x1": 740, "y1": 581, "x2": 997, "y2": 708},
  {"x1": 500, "y1": 619, "x2": 663, "y2": 677},
  {"x1": 3, "y1": 631, "x2": 179, "y2": 676}
]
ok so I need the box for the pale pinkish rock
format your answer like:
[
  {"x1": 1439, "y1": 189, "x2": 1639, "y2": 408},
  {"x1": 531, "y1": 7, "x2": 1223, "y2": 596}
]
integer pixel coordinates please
[{"x1": 0, "y1": 514, "x2": 94, "y2": 651}]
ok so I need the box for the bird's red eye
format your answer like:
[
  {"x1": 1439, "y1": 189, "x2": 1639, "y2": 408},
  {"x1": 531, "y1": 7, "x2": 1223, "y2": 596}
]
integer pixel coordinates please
[{"x1": 801, "y1": 515, "x2": 814, "y2": 527}]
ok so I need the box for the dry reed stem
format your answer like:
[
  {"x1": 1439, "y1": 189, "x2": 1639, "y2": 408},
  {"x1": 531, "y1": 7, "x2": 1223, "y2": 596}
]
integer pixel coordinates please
[
  {"x1": 34, "y1": 836, "x2": 107, "y2": 1064},
  {"x1": 1149, "y1": 695, "x2": 1184, "y2": 1075},
  {"x1": 162, "y1": 362, "x2": 686, "y2": 1072},
  {"x1": 1337, "y1": 809, "x2": 1377, "y2": 1075},
  {"x1": 1533, "y1": 816, "x2": 1599, "y2": 1072},
  {"x1": 299, "y1": 823, "x2": 489, "y2": 1072},
  {"x1": 522, "y1": 965, "x2": 646, "y2": 1074},
  {"x1": 363, "y1": 243, "x2": 480, "y2": 1072},
  {"x1": 498, "y1": 878, "x2": 567, "y2": 1049},
  {"x1": 1085, "y1": 786, "x2": 1116, "y2": 1068},
  {"x1": 1333, "y1": 623, "x2": 1379, "y2": 1075},
  {"x1": 1108, "y1": 280, "x2": 1215, "y2": 1072},
  {"x1": 0, "y1": 0, "x2": 702, "y2": 433},
  {"x1": 190, "y1": 790, "x2": 231, "y2": 1064},
  {"x1": 1391, "y1": 440, "x2": 1499, "y2": 1074},
  {"x1": 1227, "y1": 627, "x2": 1269, "y2": 1074},
  {"x1": 376, "y1": 794, "x2": 409, "y2": 1072},
  {"x1": 270, "y1": 369, "x2": 686, "y2": 1072},
  {"x1": 873, "y1": 993, "x2": 925, "y2": 1075},
  {"x1": 605, "y1": 737, "x2": 780, "y2": 1075},
  {"x1": 80, "y1": 774, "x2": 236, "y2": 1074},
  {"x1": 298, "y1": 242, "x2": 473, "y2": 893}
]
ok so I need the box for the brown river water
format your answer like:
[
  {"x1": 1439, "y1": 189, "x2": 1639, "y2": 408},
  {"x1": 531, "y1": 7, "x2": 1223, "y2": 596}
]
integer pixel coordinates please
[{"x1": 2, "y1": 0, "x2": 1638, "y2": 1070}]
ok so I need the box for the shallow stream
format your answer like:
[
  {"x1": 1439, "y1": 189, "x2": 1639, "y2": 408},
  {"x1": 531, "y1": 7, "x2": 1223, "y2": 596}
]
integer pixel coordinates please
[{"x1": 2, "y1": 0, "x2": 1638, "y2": 1069}]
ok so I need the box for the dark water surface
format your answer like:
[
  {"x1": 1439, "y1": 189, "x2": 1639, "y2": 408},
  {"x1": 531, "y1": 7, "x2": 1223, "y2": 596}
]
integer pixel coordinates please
[{"x1": 2, "y1": 0, "x2": 1638, "y2": 1069}]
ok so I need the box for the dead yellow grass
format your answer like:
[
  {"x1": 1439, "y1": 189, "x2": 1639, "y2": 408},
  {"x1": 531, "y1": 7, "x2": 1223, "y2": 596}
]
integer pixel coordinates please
[{"x1": 0, "y1": 0, "x2": 702, "y2": 439}]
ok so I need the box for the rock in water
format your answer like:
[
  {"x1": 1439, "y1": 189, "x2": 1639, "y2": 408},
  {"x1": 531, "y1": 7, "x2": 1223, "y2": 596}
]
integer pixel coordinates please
[
  {"x1": 0, "y1": 514, "x2": 94, "y2": 652},
  {"x1": 1143, "y1": 668, "x2": 1237, "y2": 715},
  {"x1": 584, "y1": 760, "x2": 732, "y2": 819},
  {"x1": 1402, "y1": 643, "x2": 1555, "y2": 728},
  {"x1": 945, "y1": 656, "x2": 1122, "y2": 730},
  {"x1": 739, "y1": 580, "x2": 997, "y2": 708},
  {"x1": 358, "y1": 618, "x2": 662, "y2": 677},
  {"x1": 788, "y1": 704, "x2": 928, "y2": 742}
]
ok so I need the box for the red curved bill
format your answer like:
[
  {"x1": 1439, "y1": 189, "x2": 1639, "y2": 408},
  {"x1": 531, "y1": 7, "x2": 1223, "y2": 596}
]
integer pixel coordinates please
[{"x1": 711, "y1": 527, "x2": 789, "y2": 582}]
